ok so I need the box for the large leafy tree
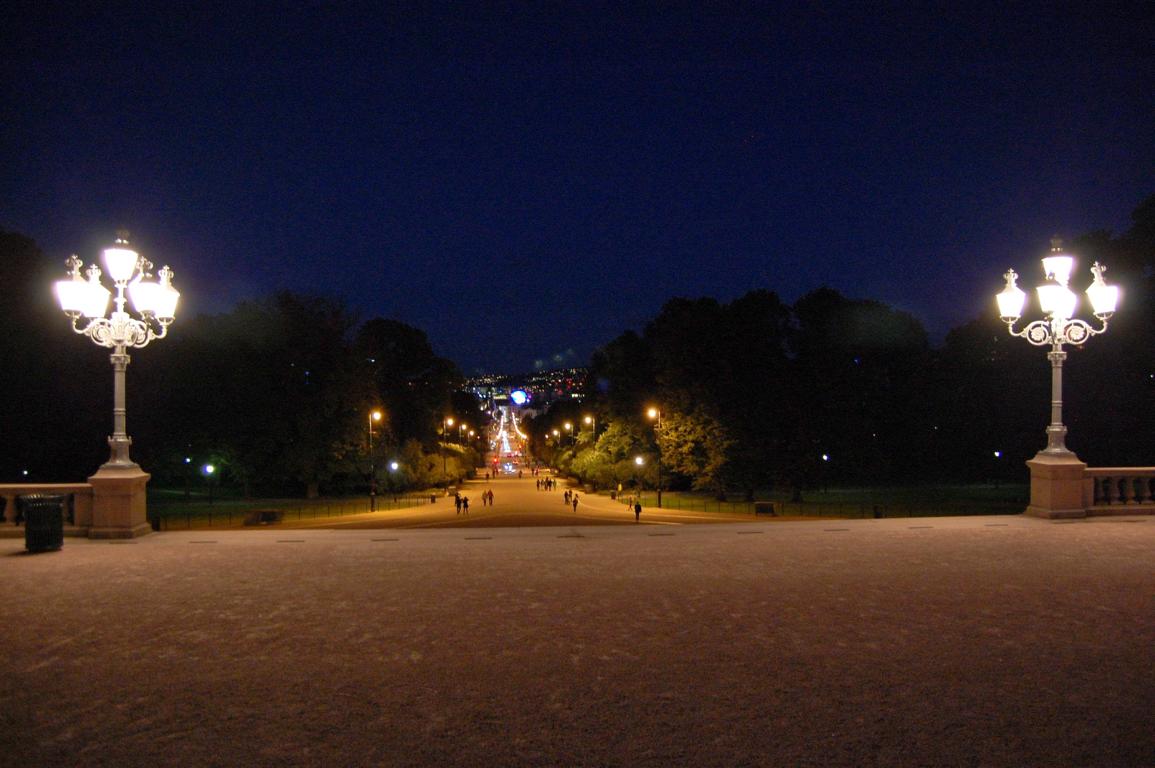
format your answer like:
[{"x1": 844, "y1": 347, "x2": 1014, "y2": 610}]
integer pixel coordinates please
[
  {"x1": 354, "y1": 318, "x2": 464, "y2": 446},
  {"x1": 138, "y1": 292, "x2": 366, "y2": 496},
  {"x1": 791, "y1": 288, "x2": 932, "y2": 485},
  {"x1": 0, "y1": 231, "x2": 106, "y2": 480}
]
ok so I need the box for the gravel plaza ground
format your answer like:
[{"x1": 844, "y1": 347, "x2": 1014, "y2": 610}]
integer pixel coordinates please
[{"x1": 1, "y1": 477, "x2": 1153, "y2": 767}]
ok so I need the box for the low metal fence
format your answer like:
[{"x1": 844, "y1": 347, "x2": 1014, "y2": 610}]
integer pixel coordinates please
[{"x1": 148, "y1": 494, "x2": 436, "y2": 530}]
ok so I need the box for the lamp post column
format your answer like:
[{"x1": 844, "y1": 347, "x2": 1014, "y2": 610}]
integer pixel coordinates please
[
  {"x1": 107, "y1": 348, "x2": 136, "y2": 468},
  {"x1": 1044, "y1": 344, "x2": 1069, "y2": 456}
]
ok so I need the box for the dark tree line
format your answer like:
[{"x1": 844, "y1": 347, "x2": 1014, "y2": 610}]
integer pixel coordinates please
[
  {"x1": 2, "y1": 193, "x2": 1151, "y2": 497},
  {"x1": 0, "y1": 234, "x2": 483, "y2": 495},
  {"x1": 534, "y1": 194, "x2": 1155, "y2": 498}
]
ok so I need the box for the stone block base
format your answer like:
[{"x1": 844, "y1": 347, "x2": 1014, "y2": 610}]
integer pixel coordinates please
[
  {"x1": 1026, "y1": 453, "x2": 1087, "y2": 519},
  {"x1": 88, "y1": 467, "x2": 152, "y2": 538}
]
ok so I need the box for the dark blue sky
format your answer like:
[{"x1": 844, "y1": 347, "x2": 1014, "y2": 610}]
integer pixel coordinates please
[{"x1": 3, "y1": 3, "x2": 1153, "y2": 374}]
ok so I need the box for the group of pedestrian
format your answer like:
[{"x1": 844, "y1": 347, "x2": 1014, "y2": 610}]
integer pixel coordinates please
[{"x1": 452, "y1": 471, "x2": 640, "y2": 521}]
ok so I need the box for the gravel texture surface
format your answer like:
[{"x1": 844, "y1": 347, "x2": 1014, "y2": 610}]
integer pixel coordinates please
[{"x1": 1, "y1": 502, "x2": 1152, "y2": 767}]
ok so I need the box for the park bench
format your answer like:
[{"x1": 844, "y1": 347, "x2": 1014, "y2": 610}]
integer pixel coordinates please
[{"x1": 243, "y1": 509, "x2": 284, "y2": 526}]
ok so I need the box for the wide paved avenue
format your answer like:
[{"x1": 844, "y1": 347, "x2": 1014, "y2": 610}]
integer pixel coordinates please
[{"x1": 309, "y1": 472, "x2": 758, "y2": 529}]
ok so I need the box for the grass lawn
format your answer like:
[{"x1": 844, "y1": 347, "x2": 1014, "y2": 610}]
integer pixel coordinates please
[
  {"x1": 146, "y1": 489, "x2": 437, "y2": 530},
  {"x1": 598, "y1": 483, "x2": 1027, "y2": 519}
]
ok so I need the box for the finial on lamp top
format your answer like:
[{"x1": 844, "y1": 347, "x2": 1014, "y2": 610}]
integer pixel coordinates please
[
  {"x1": 64, "y1": 254, "x2": 83, "y2": 278},
  {"x1": 1050, "y1": 235, "x2": 1063, "y2": 252}
]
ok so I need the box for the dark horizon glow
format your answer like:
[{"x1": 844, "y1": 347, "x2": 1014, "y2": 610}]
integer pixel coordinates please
[{"x1": 3, "y1": 4, "x2": 1153, "y2": 374}]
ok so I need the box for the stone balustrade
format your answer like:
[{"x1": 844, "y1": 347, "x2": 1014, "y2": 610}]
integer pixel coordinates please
[
  {"x1": 1085, "y1": 467, "x2": 1155, "y2": 514},
  {"x1": 0, "y1": 483, "x2": 94, "y2": 536}
]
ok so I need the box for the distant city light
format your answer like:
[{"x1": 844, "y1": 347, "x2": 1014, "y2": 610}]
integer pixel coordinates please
[
  {"x1": 993, "y1": 451, "x2": 1002, "y2": 458},
  {"x1": 821, "y1": 454, "x2": 830, "y2": 462},
  {"x1": 510, "y1": 389, "x2": 528, "y2": 405}
]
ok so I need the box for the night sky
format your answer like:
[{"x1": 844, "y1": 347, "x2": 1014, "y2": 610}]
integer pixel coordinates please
[{"x1": 3, "y1": 3, "x2": 1153, "y2": 374}]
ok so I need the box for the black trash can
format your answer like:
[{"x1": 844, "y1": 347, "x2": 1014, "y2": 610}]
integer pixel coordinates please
[{"x1": 17, "y1": 494, "x2": 66, "y2": 553}]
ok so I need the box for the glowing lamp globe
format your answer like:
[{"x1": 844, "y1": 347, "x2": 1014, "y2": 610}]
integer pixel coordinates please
[
  {"x1": 1037, "y1": 279, "x2": 1077, "y2": 320},
  {"x1": 102, "y1": 245, "x2": 140, "y2": 283},
  {"x1": 129, "y1": 266, "x2": 180, "y2": 321},
  {"x1": 996, "y1": 269, "x2": 1026, "y2": 321},
  {"x1": 56, "y1": 262, "x2": 112, "y2": 319},
  {"x1": 1086, "y1": 263, "x2": 1119, "y2": 318}
]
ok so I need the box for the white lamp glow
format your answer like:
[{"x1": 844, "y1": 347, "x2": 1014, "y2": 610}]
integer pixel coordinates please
[
  {"x1": 996, "y1": 269, "x2": 1026, "y2": 320},
  {"x1": 1041, "y1": 254, "x2": 1074, "y2": 286},
  {"x1": 102, "y1": 245, "x2": 140, "y2": 283},
  {"x1": 1037, "y1": 279, "x2": 1077, "y2": 320},
  {"x1": 1085, "y1": 262, "x2": 1118, "y2": 318}
]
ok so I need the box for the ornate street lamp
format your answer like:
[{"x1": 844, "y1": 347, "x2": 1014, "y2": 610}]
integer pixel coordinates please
[
  {"x1": 997, "y1": 237, "x2": 1118, "y2": 457},
  {"x1": 55, "y1": 233, "x2": 179, "y2": 471}
]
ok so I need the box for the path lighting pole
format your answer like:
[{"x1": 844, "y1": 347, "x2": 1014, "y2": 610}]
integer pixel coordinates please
[
  {"x1": 583, "y1": 414, "x2": 596, "y2": 438},
  {"x1": 203, "y1": 464, "x2": 216, "y2": 505},
  {"x1": 368, "y1": 410, "x2": 382, "y2": 510},
  {"x1": 634, "y1": 455, "x2": 645, "y2": 502},
  {"x1": 996, "y1": 237, "x2": 1118, "y2": 518},
  {"x1": 55, "y1": 232, "x2": 180, "y2": 537},
  {"x1": 442, "y1": 417, "x2": 454, "y2": 489},
  {"x1": 564, "y1": 421, "x2": 573, "y2": 446},
  {"x1": 646, "y1": 407, "x2": 663, "y2": 508}
]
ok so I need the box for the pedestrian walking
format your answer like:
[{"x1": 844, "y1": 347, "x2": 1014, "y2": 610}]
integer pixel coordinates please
[
  {"x1": 572, "y1": 494, "x2": 579, "y2": 513},
  {"x1": 455, "y1": 493, "x2": 462, "y2": 514},
  {"x1": 462, "y1": 496, "x2": 470, "y2": 514},
  {"x1": 486, "y1": 489, "x2": 494, "y2": 506},
  {"x1": 564, "y1": 489, "x2": 571, "y2": 505},
  {"x1": 634, "y1": 501, "x2": 641, "y2": 522}
]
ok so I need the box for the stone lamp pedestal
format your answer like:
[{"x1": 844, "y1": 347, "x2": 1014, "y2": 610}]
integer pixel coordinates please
[
  {"x1": 1026, "y1": 452, "x2": 1087, "y2": 519},
  {"x1": 87, "y1": 466, "x2": 152, "y2": 538}
]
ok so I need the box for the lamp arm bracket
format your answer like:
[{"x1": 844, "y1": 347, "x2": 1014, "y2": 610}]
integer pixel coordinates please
[
  {"x1": 1008, "y1": 319, "x2": 1054, "y2": 346},
  {"x1": 1058, "y1": 318, "x2": 1106, "y2": 346},
  {"x1": 73, "y1": 315, "x2": 166, "y2": 349}
]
